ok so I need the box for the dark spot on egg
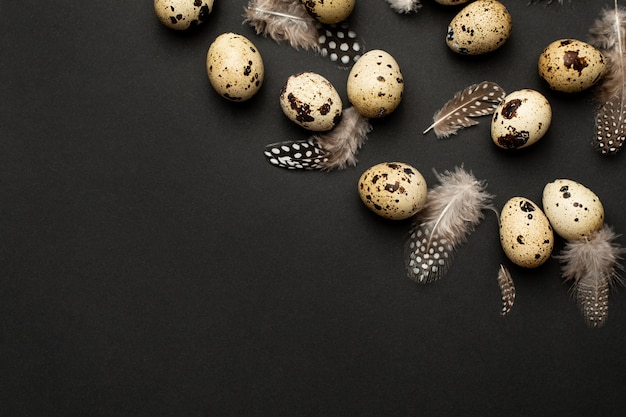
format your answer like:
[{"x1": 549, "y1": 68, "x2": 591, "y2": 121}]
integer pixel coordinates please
[{"x1": 502, "y1": 99, "x2": 522, "y2": 119}]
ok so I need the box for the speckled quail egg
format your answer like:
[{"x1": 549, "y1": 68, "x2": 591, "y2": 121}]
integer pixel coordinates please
[
  {"x1": 446, "y1": 0, "x2": 512, "y2": 55},
  {"x1": 206, "y1": 33, "x2": 264, "y2": 102},
  {"x1": 279, "y1": 72, "x2": 343, "y2": 131},
  {"x1": 347, "y1": 49, "x2": 404, "y2": 119},
  {"x1": 300, "y1": 0, "x2": 355, "y2": 24},
  {"x1": 542, "y1": 179, "x2": 605, "y2": 241},
  {"x1": 435, "y1": 0, "x2": 471, "y2": 5},
  {"x1": 358, "y1": 162, "x2": 427, "y2": 221},
  {"x1": 538, "y1": 39, "x2": 606, "y2": 93},
  {"x1": 499, "y1": 197, "x2": 554, "y2": 268},
  {"x1": 154, "y1": 0, "x2": 214, "y2": 30},
  {"x1": 491, "y1": 89, "x2": 552, "y2": 150}
]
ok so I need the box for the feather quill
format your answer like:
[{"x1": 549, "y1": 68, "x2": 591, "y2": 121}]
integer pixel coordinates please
[
  {"x1": 588, "y1": 2, "x2": 626, "y2": 155},
  {"x1": 406, "y1": 167, "x2": 494, "y2": 284},
  {"x1": 423, "y1": 81, "x2": 506, "y2": 139},
  {"x1": 385, "y1": 0, "x2": 421, "y2": 14},
  {"x1": 264, "y1": 106, "x2": 372, "y2": 171},
  {"x1": 243, "y1": 0, "x2": 364, "y2": 66},
  {"x1": 555, "y1": 225, "x2": 624, "y2": 327},
  {"x1": 497, "y1": 264, "x2": 516, "y2": 316}
]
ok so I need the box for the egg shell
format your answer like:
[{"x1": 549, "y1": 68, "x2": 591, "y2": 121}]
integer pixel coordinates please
[
  {"x1": 538, "y1": 39, "x2": 606, "y2": 93},
  {"x1": 542, "y1": 179, "x2": 605, "y2": 241},
  {"x1": 347, "y1": 50, "x2": 404, "y2": 119},
  {"x1": 358, "y1": 162, "x2": 427, "y2": 221},
  {"x1": 300, "y1": 0, "x2": 355, "y2": 24},
  {"x1": 499, "y1": 197, "x2": 554, "y2": 268},
  {"x1": 206, "y1": 33, "x2": 264, "y2": 102},
  {"x1": 446, "y1": 0, "x2": 512, "y2": 55},
  {"x1": 435, "y1": 0, "x2": 471, "y2": 5},
  {"x1": 154, "y1": 0, "x2": 214, "y2": 30},
  {"x1": 491, "y1": 89, "x2": 552, "y2": 149},
  {"x1": 279, "y1": 72, "x2": 343, "y2": 132}
]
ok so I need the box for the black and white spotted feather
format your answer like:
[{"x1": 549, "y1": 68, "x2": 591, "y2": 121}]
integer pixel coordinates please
[
  {"x1": 423, "y1": 81, "x2": 506, "y2": 139},
  {"x1": 264, "y1": 106, "x2": 372, "y2": 171},
  {"x1": 243, "y1": 0, "x2": 364, "y2": 67},
  {"x1": 497, "y1": 264, "x2": 516, "y2": 316},
  {"x1": 588, "y1": 3, "x2": 626, "y2": 155},
  {"x1": 407, "y1": 167, "x2": 494, "y2": 284},
  {"x1": 556, "y1": 225, "x2": 624, "y2": 328},
  {"x1": 385, "y1": 0, "x2": 421, "y2": 14}
]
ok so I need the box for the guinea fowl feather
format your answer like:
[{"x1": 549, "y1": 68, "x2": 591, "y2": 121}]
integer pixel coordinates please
[
  {"x1": 263, "y1": 107, "x2": 372, "y2": 171},
  {"x1": 588, "y1": 2, "x2": 626, "y2": 154},
  {"x1": 423, "y1": 81, "x2": 506, "y2": 139},
  {"x1": 555, "y1": 225, "x2": 624, "y2": 327},
  {"x1": 407, "y1": 167, "x2": 494, "y2": 284},
  {"x1": 243, "y1": 0, "x2": 364, "y2": 66}
]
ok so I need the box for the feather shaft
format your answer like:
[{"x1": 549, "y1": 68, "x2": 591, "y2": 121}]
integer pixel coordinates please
[
  {"x1": 423, "y1": 81, "x2": 506, "y2": 138},
  {"x1": 406, "y1": 167, "x2": 494, "y2": 284}
]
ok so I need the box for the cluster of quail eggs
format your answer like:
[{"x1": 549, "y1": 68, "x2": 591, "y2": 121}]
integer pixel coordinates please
[
  {"x1": 153, "y1": 0, "x2": 622, "y2": 324},
  {"x1": 499, "y1": 179, "x2": 605, "y2": 269}
]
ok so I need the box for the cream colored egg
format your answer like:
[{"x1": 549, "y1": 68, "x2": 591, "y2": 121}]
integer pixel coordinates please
[
  {"x1": 300, "y1": 0, "x2": 355, "y2": 24},
  {"x1": 206, "y1": 33, "x2": 264, "y2": 102},
  {"x1": 347, "y1": 49, "x2": 404, "y2": 119},
  {"x1": 491, "y1": 89, "x2": 552, "y2": 149},
  {"x1": 446, "y1": 0, "x2": 512, "y2": 55},
  {"x1": 542, "y1": 179, "x2": 605, "y2": 241},
  {"x1": 279, "y1": 72, "x2": 342, "y2": 131},
  {"x1": 358, "y1": 162, "x2": 427, "y2": 221},
  {"x1": 154, "y1": 0, "x2": 214, "y2": 30},
  {"x1": 499, "y1": 197, "x2": 554, "y2": 268},
  {"x1": 435, "y1": 0, "x2": 471, "y2": 5},
  {"x1": 538, "y1": 39, "x2": 606, "y2": 93}
]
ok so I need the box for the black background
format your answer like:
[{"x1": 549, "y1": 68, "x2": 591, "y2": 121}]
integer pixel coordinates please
[{"x1": 3, "y1": 0, "x2": 626, "y2": 416}]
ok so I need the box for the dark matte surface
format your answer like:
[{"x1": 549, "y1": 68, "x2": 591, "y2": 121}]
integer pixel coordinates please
[{"x1": 3, "y1": 1, "x2": 626, "y2": 416}]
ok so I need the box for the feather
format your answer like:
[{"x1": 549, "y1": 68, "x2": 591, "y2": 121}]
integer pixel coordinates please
[
  {"x1": 264, "y1": 106, "x2": 372, "y2": 171},
  {"x1": 243, "y1": 0, "x2": 364, "y2": 66},
  {"x1": 497, "y1": 264, "x2": 516, "y2": 316},
  {"x1": 422, "y1": 81, "x2": 506, "y2": 139},
  {"x1": 588, "y1": 2, "x2": 626, "y2": 155},
  {"x1": 555, "y1": 225, "x2": 625, "y2": 328},
  {"x1": 406, "y1": 166, "x2": 494, "y2": 284},
  {"x1": 385, "y1": 0, "x2": 421, "y2": 14},
  {"x1": 243, "y1": 0, "x2": 319, "y2": 51}
]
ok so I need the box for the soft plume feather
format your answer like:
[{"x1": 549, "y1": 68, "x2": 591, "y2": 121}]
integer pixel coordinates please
[
  {"x1": 263, "y1": 107, "x2": 372, "y2": 171},
  {"x1": 588, "y1": 3, "x2": 626, "y2": 154},
  {"x1": 385, "y1": 0, "x2": 421, "y2": 14},
  {"x1": 555, "y1": 225, "x2": 624, "y2": 327},
  {"x1": 497, "y1": 264, "x2": 516, "y2": 316},
  {"x1": 407, "y1": 167, "x2": 494, "y2": 284},
  {"x1": 244, "y1": 0, "x2": 319, "y2": 50},
  {"x1": 423, "y1": 81, "x2": 506, "y2": 139}
]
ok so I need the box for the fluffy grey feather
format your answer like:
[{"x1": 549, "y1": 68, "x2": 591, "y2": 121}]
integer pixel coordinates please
[
  {"x1": 423, "y1": 81, "x2": 506, "y2": 139},
  {"x1": 588, "y1": 3, "x2": 626, "y2": 154},
  {"x1": 385, "y1": 0, "x2": 421, "y2": 14},
  {"x1": 243, "y1": 0, "x2": 319, "y2": 51},
  {"x1": 407, "y1": 167, "x2": 494, "y2": 284},
  {"x1": 497, "y1": 264, "x2": 515, "y2": 316},
  {"x1": 555, "y1": 225, "x2": 624, "y2": 328},
  {"x1": 263, "y1": 107, "x2": 372, "y2": 171}
]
